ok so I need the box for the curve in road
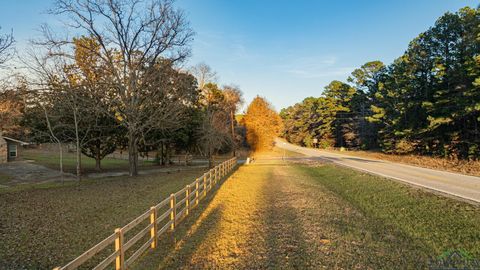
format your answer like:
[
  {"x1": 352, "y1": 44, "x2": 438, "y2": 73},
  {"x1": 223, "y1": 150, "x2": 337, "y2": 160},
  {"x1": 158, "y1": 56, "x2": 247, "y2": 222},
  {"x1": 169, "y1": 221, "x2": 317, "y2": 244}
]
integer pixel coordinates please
[{"x1": 275, "y1": 139, "x2": 480, "y2": 204}]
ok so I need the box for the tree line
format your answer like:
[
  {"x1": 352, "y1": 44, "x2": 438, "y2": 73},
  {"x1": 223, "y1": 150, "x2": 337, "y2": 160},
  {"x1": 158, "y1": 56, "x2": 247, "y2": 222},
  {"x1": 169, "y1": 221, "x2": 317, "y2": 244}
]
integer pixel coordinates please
[
  {"x1": 281, "y1": 7, "x2": 480, "y2": 160},
  {"x1": 0, "y1": 0, "x2": 244, "y2": 178}
]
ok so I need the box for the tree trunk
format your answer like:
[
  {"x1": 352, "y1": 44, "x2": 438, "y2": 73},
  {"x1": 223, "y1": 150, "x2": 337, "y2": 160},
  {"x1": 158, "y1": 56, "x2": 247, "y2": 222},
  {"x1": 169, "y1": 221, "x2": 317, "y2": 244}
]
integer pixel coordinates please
[
  {"x1": 160, "y1": 141, "x2": 165, "y2": 166},
  {"x1": 73, "y1": 107, "x2": 82, "y2": 181},
  {"x1": 95, "y1": 150, "x2": 102, "y2": 171},
  {"x1": 42, "y1": 105, "x2": 64, "y2": 183},
  {"x1": 166, "y1": 144, "x2": 171, "y2": 165},
  {"x1": 155, "y1": 150, "x2": 161, "y2": 165},
  {"x1": 208, "y1": 147, "x2": 214, "y2": 168},
  {"x1": 76, "y1": 144, "x2": 82, "y2": 181},
  {"x1": 128, "y1": 132, "x2": 139, "y2": 176},
  {"x1": 58, "y1": 143, "x2": 64, "y2": 184}
]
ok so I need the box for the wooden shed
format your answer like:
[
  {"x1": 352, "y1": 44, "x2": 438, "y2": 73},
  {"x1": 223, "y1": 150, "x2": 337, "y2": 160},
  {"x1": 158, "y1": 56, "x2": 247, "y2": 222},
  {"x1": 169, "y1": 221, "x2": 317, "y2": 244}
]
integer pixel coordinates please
[{"x1": 0, "y1": 134, "x2": 29, "y2": 163}]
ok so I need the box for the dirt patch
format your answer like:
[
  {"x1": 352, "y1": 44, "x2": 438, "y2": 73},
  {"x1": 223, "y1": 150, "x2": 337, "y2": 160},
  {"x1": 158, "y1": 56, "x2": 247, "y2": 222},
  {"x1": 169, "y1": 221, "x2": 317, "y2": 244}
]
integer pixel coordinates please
[{"x1": 0, "y1": 161, "x2": 75, "y2": 186}]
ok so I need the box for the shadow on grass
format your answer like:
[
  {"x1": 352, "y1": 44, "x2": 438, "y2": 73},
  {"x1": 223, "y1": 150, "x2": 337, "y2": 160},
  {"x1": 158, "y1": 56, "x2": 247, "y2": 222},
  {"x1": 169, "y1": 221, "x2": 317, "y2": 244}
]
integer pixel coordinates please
[
  {"x1": 238, "y1": 168, "x2": 312, "y2": 269},
  {"x1": 134, "y1": 204, "x2": 225, "y2": 269},
  {"x1": 131, "y1": 168, "x2": 239, "y2": 269}
]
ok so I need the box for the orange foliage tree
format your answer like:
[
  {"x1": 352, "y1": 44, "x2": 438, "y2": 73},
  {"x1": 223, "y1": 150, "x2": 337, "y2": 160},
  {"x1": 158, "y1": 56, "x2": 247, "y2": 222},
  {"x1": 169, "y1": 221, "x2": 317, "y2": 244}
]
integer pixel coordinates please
[{"x1": 244, "y1": 96, "x2": 283, "y2": 151}]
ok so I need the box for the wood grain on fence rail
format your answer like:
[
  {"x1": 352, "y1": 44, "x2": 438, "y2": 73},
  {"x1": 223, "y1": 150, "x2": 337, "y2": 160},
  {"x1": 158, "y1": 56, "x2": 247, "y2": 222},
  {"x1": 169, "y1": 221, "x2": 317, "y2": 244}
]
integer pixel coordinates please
[{"x1": 53, "y1": 157, "x2": 237, "y2": 270}]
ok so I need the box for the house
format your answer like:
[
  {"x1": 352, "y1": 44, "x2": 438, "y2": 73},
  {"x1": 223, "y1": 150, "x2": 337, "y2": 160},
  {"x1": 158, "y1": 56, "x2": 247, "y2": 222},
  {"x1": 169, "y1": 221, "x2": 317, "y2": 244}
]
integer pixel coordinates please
[{"x1": 0, "y1": 133, "x2": 29, "y2": 163}]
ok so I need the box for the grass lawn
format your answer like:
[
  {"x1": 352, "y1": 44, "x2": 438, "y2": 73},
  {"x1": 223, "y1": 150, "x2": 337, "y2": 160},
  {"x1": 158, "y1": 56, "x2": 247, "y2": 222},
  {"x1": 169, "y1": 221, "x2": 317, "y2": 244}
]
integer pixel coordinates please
[
  {"x1": 0, "y1": 172, "x2": 11, "y2": 185},
  {"x1": 22, "y1": 149, "x2": 154, "y2": 174},
  {"x1": 0, "y1": 167, "x2": 207, "y2": 269},
  {"x1": 299, "y1": 164, "x2": 480, "y2": 266},
  {"x1": 132, "y1": 157, "x2": 480, "y2": 269}
]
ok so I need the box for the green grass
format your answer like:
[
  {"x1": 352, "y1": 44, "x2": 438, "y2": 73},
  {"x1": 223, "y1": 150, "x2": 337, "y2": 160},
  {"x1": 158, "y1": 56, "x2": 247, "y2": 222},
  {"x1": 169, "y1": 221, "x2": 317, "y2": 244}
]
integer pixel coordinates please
[
  {"x1": 22, "y1": 149, "x2": 154, "y2": 174},
  {"x1": 0, "y1": 172, "x2": 11, "y2": 185},
  {"x1": 299, "y1": 164, "x2": 480, "y2": 261},
  {"x1": 0, "y1": 168, "x2": 206, "y2": 269}
]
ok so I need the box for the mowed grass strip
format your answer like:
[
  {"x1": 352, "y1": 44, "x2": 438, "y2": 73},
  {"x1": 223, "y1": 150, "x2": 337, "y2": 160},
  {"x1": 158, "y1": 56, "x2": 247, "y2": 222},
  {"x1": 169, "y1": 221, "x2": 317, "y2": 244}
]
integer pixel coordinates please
[
  {"x1": 0, "y1": 168, "x2": 205, "y2": 269},
  {"x1": 298, "y1": 164, "x2": 480, "y2": 261}
]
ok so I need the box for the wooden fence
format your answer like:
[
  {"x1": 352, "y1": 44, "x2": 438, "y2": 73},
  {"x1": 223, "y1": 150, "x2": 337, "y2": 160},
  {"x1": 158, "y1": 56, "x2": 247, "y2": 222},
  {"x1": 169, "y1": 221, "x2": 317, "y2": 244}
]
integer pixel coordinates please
[{"x1": 53, "y1": 157, "x2": 238, "y2": 270}]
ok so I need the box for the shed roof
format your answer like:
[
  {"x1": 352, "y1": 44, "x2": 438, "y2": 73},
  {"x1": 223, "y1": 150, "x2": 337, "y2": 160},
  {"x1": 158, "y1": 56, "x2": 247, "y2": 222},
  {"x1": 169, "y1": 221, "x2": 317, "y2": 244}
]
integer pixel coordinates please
[{"x1": 2, "y1": 136, "x2": 30, "y2": 146}]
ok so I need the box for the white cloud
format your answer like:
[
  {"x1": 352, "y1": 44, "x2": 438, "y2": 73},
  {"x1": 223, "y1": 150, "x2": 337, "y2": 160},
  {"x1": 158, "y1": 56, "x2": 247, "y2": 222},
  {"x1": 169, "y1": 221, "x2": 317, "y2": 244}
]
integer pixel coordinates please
[
  {"x1": 286, "y1": 66, "x2": 353, "y2": 79},
  {"x1": 276, "y1": 55, "x2": 352, "y2": 79}
]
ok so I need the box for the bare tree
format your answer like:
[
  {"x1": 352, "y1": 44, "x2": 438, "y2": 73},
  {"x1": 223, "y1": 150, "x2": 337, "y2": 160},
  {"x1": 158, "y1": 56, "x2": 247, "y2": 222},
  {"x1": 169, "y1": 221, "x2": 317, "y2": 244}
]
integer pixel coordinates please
[
  {"x1": 44, "y1": 0, "x2": 195, "y2": 176},
  {"x1": 24, "y1": 47, "x2": 93, "y2": 181},
  {"x1": 0, "y1": 27, "x2": 14, "y2": 66},
  {"x1": 196, "y1": 83, "x2": 243, "y2": 167},
  {"x1": 190, "y1": 62, "x2": 217, "y2": 90},
  {"x1": 222, "y1": 85, "x2": 243, "y2": 156},
  {"x1": 198, "y1": 108, "x2": 231, "y2": 168}
]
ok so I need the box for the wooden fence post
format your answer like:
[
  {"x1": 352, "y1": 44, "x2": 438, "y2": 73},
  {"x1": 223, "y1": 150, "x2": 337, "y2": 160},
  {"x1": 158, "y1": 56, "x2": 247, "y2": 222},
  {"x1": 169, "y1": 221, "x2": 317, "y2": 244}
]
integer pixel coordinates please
[
  {"x1": 203, "y1": 174, "x2": 207, "y2": 197},
  {"x1": 170, "y1": 194, "x2": 176, "y2": 231},
  {"x1": 214, "y1": 168, "x2": 217, "y2": 185},
  {"x1": 150, "y1": 206, "x2": 157, "y2": 249},
  {"x1": 195, "y1": 178, "x2": 199, "y2": 205},
  {"x1": 186, "y1": 184, "x2": 190, "y2": 216},
  {"x1": 114, "y1": 228, "x2": 124, "y2": 270},
  {"x1": 212, "y1": 169, "x2": 215, "y2": 185},
  {"x1": 207, "y1": 169, "x2": 215, "y2": 191}
]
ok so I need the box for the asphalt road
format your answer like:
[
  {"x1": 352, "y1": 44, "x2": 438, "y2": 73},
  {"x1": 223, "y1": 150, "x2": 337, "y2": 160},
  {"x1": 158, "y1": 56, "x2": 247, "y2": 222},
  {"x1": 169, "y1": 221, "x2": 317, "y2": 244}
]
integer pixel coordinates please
[{"x1": 275, "y1": 139, "x2": 480, "y2": 203}]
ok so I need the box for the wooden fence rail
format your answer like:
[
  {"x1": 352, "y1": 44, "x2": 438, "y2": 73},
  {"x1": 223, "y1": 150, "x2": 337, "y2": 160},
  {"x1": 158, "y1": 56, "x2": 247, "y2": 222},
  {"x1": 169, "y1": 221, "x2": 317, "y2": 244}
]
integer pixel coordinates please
[{"x1": 53, "y1": 157, "x2": 238, "y2": 270}]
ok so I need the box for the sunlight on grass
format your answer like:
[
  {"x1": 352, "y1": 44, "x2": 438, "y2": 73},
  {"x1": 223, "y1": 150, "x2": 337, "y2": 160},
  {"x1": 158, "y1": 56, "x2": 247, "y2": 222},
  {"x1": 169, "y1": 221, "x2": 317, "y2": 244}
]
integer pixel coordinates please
[{"x1": 164, "y1": 165, "x2": 268, "y2": 268}]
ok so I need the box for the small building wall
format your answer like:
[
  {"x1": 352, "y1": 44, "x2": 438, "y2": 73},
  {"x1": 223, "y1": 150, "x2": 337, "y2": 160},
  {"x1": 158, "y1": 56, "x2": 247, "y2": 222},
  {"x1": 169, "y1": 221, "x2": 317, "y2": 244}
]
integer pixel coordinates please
[
  {"x1": 0, "y1": 137, "x2": 7, "y2": 163},
  {"x1": 6, "y1": 141, "x2": 20, "y2": 161}
]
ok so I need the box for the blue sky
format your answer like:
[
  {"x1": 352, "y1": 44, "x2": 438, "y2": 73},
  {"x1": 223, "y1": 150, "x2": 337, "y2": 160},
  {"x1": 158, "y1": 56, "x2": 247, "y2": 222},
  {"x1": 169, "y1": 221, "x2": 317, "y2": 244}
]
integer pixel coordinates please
[{"x1": 0, "y1": 0, "x2": 477, "y2": 111}]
